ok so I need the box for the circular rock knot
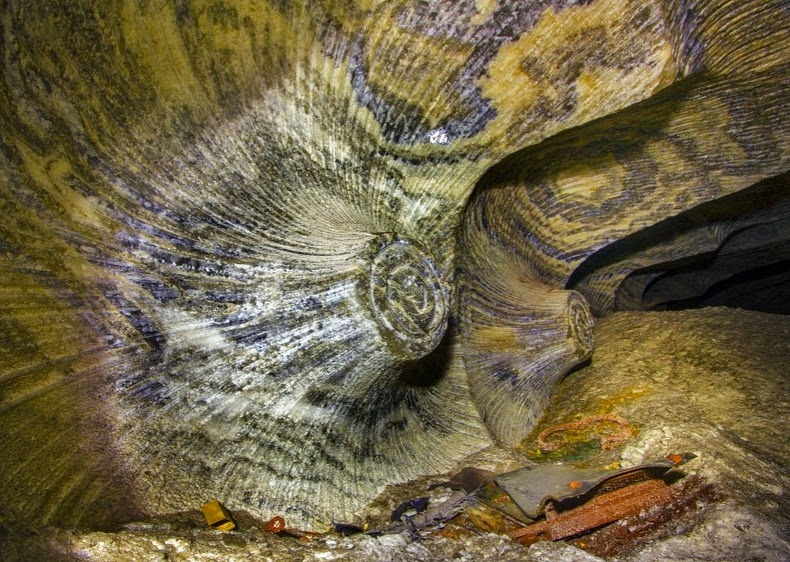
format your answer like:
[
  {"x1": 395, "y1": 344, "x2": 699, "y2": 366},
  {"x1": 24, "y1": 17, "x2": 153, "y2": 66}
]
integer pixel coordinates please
[
  {"x1": 367, "y1": 234, "x2": 450, "y2": 360},
  {"x1": 566, "y1": 291, "x2": 595, "y2": 361}
]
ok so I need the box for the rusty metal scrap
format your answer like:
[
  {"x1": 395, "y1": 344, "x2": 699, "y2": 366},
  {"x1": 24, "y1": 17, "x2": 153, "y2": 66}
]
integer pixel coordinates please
[
  {"x1": 263, "y1": 515, "x2": 323, "y2": 540},
  {"x1": 537, "y1": 414, "x2": 634, "y2": 452},
  {"x1": 494, "y1": 456, "x2": 683, "y2": 520},
  {"x1": 509, "y1": 477, "x2": 673, "y2": 546},
  {"x1": 263, "y1": 516, "x2": 286, "y2": 533},
  {"x1": 370, "y1": 454, "x2": 694, "y2": 544}
]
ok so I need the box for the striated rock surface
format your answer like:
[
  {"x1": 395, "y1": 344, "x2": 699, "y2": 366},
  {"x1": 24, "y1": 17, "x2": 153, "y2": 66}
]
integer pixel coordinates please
[
  {"x1": 2, "y1": 307, "x2": 787, "y2": 560},
  {"x1": 0, "y1": 0, "x2": 786, "y2": 536}
]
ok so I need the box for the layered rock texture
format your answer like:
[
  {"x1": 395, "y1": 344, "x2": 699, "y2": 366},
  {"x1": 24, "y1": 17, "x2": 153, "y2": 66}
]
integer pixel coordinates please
[
  {"x1": 0, "y1": 0, "x2": 787, "y2": 554},
  {"x1": 2, "y1": 308, "x2": 787, "y2": 560}
]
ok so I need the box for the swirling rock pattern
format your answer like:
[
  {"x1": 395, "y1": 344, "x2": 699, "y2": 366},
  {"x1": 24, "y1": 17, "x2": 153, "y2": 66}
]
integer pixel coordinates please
[
  {"x1": 583, "y1": 175, "x2": 790, "y2": 314},
  {"x1": 366, "y1": 234, "x2": 450, "y2": 359},
  {"x1": 0, "y1": 0, "x2": 786, "y2": 529}
]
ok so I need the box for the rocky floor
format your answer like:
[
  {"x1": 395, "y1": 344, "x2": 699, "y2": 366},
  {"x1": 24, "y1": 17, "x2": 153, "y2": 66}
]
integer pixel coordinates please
[{"x1": 2, "y1": 307, "x2": 788, "y2": 561}]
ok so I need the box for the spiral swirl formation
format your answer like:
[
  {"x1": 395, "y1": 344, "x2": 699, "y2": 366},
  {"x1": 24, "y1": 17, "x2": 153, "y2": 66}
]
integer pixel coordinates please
[{"x1": 367, "y1": 235, "x2": 450, "y2": 360}]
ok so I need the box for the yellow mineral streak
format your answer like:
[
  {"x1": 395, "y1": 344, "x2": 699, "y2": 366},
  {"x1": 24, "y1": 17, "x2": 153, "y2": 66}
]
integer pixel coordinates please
[
  {"x1": 471, "y1": 326, "x2": 523, "y2": 352},
  {"x1": 471, "y1": 0, "x2": 499, "y2": 28},
  {"x1": 121, "y1": 1, "x2": 207, "y2": 107},
  {"x1": 365, "y1": 30, "x2": 475, "y2": 130},
  {"x1": 552, "y1": 155, "x2": 627, "y2": 207},
  {"x1": 476, "y1": 0, "x2": 678, "y2": 153}
]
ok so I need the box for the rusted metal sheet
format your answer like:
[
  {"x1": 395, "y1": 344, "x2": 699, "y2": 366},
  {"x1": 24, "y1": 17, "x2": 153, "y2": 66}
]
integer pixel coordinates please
[
  {"x1": 494, "y1": 456, "x2": 685, "y2": 519},
  {"x1": 509, "y1": 477, "x2": 673, "y2": 546}
]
